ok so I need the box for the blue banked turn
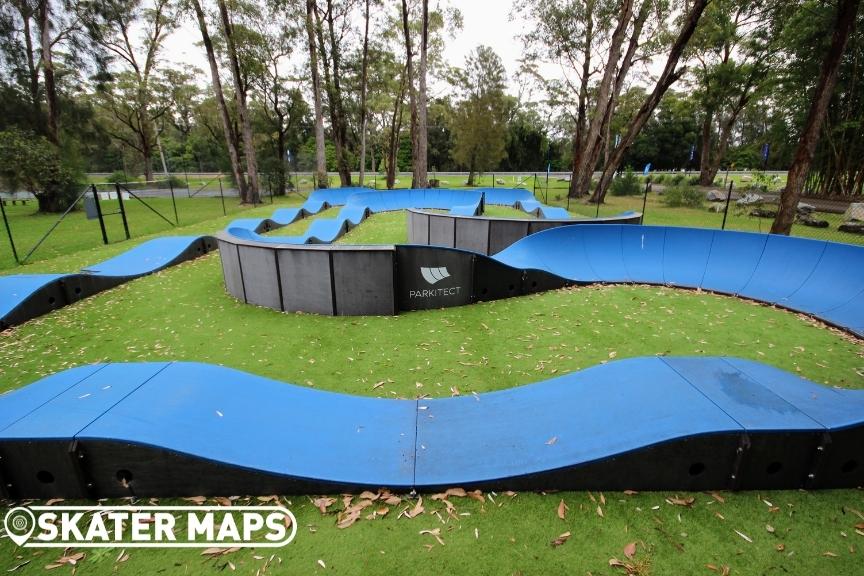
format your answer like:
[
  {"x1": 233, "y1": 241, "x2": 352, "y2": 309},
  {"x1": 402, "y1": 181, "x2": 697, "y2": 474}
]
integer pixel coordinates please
[
  {"x1": 0, "y1": 357, "x2": 861, "y2": 498},
  {"x1": 493, "y1": 225, "x2": 864, "y2": 338}
]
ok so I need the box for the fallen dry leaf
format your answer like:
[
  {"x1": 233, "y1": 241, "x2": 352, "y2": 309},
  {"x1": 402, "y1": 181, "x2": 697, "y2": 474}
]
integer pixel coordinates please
[
  {"x1": 822, "y1": 551, "x2": 838, "y2": 557},
  {"x1": 623, "y1": 541, "x2": 637, "y2": 559},
  {"x1": 557, "y1": 499, "x2": 568, "y2": 520},
  {"x1": 667, "y1": 496, "x2": 695, "y2": 507},
  {"x1": 313, "y1": 497, "x2": 336, "y2": 514},
  {"x1": 551, "y1": 532, "x2": 571, "y2": 548},
  {"x1": 419, "y1": 528, "x2": 445, "y2": 546}
]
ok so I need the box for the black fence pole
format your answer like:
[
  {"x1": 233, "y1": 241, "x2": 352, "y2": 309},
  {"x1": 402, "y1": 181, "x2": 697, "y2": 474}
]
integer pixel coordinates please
[
  {"x1": 0, "y1": 196, "x2": 19, "y2": 264},
  {"x1": 115, "y1": 183, "x2": 131, "y2": 240},
  {"x1": 721, "y1": 181, "x2": 734, "y2": 230},
  {"x1": 544, "y1": 171, "x2": 549, "y2": 204},
  {"x1": 169, "y1": 179, "x2": 179, "y2": 224},
  {"x1": 91, "y1": 184, "x2": 109, "y2": 245},
  {"x1": 218, "y1": 177, "x2": 227, "y2": 216},
  {"x1": 595, "y1": 196, "x2": 601, "y2": 218},
  {"x1": 184, "y1": 169, "x2": 191, "y2": 198},
  {"x1": 640, "y1": 180, "x2": 651, "y2": 225}
]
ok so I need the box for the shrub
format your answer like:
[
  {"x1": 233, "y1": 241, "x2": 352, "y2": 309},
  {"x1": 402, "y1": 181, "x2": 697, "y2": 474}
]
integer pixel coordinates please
[
  {"x1": 687, "y1": 175, "x2": 701, "y2": 186},
  {"x1": 107, "y1": 170, "x2": 130, "y2": 183},
  {"x1": 663, "y1": 184, "x2": 704, "y2": 208},
  {"x1": 669, "y1": 173, "x2": 685, "y2": 185},
  {"x1": 610, "y1": 166, "x2": 642, "y2": 196},
  {"x1": 0, "y1": 128, "x2": 83, "y2": 213},
  {"x1": 652, "y1": 174, "x2": 666, "y2": 184}
]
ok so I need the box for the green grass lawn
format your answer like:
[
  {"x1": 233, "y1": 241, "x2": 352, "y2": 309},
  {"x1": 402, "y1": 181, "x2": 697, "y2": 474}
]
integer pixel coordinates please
[
  {"x1": 0, "y1": 196, "x2": 305, "y2": 272},
  {"x1": 1, "y1": 195, "x2": 863, "y2": 575}
]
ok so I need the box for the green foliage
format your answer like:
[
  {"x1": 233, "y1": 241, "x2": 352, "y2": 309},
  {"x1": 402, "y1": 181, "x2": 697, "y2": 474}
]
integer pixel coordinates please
[
  {"x1": 0, "y1": 129, "x2": 82, "y2": 213},
  {"x1": 610, "y1": 166, "x2": 642, "y2": 196},
  {"x1": 669, "y1": 173, "x2": 686, "y2": 185},
  {"x1": 107, "y1": 170, "x2": 130, "y2": 183},
  {"x1": 663, "y1": 184, "x2": 704, "y2": 208},
  {"x1": 652, "y1": 174, "x2": 666, "y2": 184},
  {"x1": 449, "y1": 46, "x2": 511, "y2": 178}
]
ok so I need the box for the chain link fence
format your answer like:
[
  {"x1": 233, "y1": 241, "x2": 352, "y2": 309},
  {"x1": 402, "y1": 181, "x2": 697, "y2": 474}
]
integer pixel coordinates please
[{"x1": 3, "y1": 170, "x2": 863, "y2": 272}]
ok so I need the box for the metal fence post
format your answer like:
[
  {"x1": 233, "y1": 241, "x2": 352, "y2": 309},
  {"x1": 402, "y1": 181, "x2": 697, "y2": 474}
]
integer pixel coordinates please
[
  {"x1": 169, "y1": 179, "x2": 179, "y2": 224},
  {"x1": 721, "y1": 181, "x2": 734, "y2": 230},
  {"x1": 0, "y1": 195, "x2": 19, "y2": 264},
  {"x1": 115, "y1": 183, "x2": 131, "y2": 240},
  {"x1": 640, "y1": 180, "x2": 651, "y2": 225},
  {"x1": 91, "y1": 184, "x2": 109, "y2": 245},
  {"x1": 218, "y1": 177, "x2": 227, "y2": 216}
]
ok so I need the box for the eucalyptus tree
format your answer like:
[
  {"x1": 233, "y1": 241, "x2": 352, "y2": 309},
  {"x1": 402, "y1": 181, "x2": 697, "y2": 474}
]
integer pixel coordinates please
[
  {"x1": 772, "y1": 0, "x2": 861, "y2": 234},
  {"x1": 187, "y1": 0, "x2": 247, "y2": 200},
  {"x1": 82, "y1": 0, "x2": 176, "y2": 182},
  {"x1": 449, "y1": 46, "x2": 510, "y2": 185},
  {"x1": 215, "y1": 0, "x2": 260, "y2": 203},
  {"x1": 689, "y1": 0, "x2": 779, "y2": 186}
]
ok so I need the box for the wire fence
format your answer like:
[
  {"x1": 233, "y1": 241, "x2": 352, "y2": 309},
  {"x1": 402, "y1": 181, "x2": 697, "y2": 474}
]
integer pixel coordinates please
[{"x1": 2, "y1": 170, "x2": 863, "y2": 272}]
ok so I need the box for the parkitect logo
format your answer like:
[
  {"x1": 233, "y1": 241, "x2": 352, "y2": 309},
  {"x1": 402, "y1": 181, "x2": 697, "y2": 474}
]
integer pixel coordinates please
[
  {"x1": 3, "y1": 505, "x2": 296, "y2": 548},
  {"x1": 410, "y1": 266, "x2": 462, "y2": 299}
]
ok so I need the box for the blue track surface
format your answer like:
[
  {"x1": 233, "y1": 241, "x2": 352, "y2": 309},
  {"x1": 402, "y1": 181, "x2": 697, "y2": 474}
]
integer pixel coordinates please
[
  {"x1": 0, "y1": 235, "x2": 215, "y2": 329},
  {"x1": 226, "y1": 187, "x2": 593, "y2": 244},
  {"x1": 0, "y1": 357, "x2": 861, "y2": 495},
  {"x1": 492, "y1": 225, "x2": 864, "y2": 337}
]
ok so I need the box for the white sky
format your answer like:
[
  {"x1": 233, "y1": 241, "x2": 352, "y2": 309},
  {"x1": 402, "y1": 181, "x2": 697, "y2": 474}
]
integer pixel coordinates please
[{"x1": 159, "y1": 1, "x2": 530, "y2": 93}]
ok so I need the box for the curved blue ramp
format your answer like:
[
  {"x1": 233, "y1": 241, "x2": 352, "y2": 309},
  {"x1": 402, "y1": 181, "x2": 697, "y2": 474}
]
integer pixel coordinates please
[
  {"x1": 0, "y1": 357, "x2": 861, "y2": 498},
  {"x1": 493, "y1": 225, "x2": 864, "y2": 337},
  {"x1": 0, "y1": 235, "x2": 216, "y2": 329}
]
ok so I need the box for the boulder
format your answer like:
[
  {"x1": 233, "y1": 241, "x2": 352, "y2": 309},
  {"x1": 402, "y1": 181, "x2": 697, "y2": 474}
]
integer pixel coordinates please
[
  {"x1": 706, "y1": 190, "x2": 727, "y2": 202},
  {"x1": 839, "y1": 221, "x2": 864, "y2": 235},
  {"x1": 843, "y1": 202, "x2": 864, "y2": 222},
  {"x1": 737, "y1": 192, "x2": 764, "y2": 206}
]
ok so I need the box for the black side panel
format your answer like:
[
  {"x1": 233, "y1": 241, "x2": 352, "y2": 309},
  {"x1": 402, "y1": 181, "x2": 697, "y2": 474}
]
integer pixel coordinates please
[
  {"x1": 1, "y1": 282, "x2": 68, "y2": 329},
  {"x1": 0, "y1": 440, "x2": 91, "y2": 499},
  {"x1": 736, "y1": 431, "x2": 823, "y2": 489},
  {"x1": 812, "y1": 426, "x2": 864, "y2": 488},
  {"x1": 79, "y1": 440, "x2": 401, "y2": 498},
  {"x1": 395, "y1": 246, "x2": 474, "y2": 311},
  {"x1": 421, "y1": 434, "x2": 741, "y2": 493},
  {"x1": 473, "y1": 256, "x2": 527, "y2": 303}
]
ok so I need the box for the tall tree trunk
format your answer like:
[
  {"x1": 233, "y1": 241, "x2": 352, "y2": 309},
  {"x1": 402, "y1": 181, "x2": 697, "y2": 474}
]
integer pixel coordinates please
[
  {"x1": 359, "y1": 0, "x2": 370, "y2": 186},
  {"x1": 304, "y1": 0, "x2": 328, "y2": 189},
  {"x1": 37, "y1": 1, "x2": 58, "y2": 144},
  {"x1": 190, "y1": 0, "x2": 247, "y2": 200},
  {"x1": 217, "y1": 0, "x2": 260, "y2": 204},
  {"x1": 698, "y1": 111, "x2": 714, "y2": 185},
  {"x1": 584, "y1": 3, "x2": 648, "y2": 196},
  {"x1": 568, "y1": 0, "x2": 594, "y2": 197},
  {"x1": 139, "y1": 117, "x2": 154, "y2": 182},
  {"x1": 387, "y1": 68, "x2": 407, "y2": 189},
  {"x1": 772, "y1": 0, "x2": 859, "y2": 234},
  {"x1": 414, "y1": 0, "x2": 429, "y2": 188},
  {"x1": 571, "y1": 0, "x2": 634, "y2": 198},
  {"x1": 400, "y1": 0, "x2": 419, "y2": 188},
  {"x1": 592, "y1": 0, "x2": 710, "y2": 202},
  {"x1": 318, "y1": 0, "x2": 351, "y2": 187}
]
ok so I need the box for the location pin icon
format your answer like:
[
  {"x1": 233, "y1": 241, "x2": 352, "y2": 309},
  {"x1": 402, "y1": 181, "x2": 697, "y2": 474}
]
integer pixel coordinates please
[{"x1": 4, "y1": 507, "x2": 36, "y2": 547}]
